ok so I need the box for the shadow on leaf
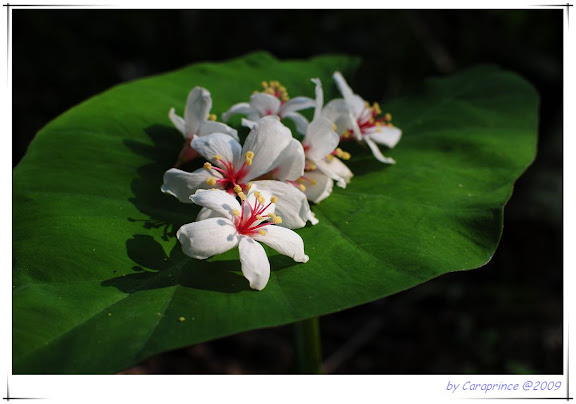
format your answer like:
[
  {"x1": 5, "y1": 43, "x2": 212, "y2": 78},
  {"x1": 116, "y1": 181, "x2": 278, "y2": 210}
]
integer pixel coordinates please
[
  {"x1": 124, "y1": 124, "x2": 202, "y2": 238},
  {"x1": 342, "y1": 141, "x2": 394, "y2": 177},
  {"x1": 102, "y1": 234, "x2": 253, "y2": 293},
  {"x1": 118, "y1": 125, "x2": 252, "y2": 293}
]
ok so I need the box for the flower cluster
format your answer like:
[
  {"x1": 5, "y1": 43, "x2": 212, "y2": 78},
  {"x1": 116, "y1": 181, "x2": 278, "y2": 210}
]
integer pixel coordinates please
[{"x1": 161, "y1": 72, "x2": 401, "y2": 290}]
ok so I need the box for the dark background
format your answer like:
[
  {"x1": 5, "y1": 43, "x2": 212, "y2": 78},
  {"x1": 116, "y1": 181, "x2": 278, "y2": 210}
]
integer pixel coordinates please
[{"x1": 13, "y1": 9, "x2": 563, "y2": 374}]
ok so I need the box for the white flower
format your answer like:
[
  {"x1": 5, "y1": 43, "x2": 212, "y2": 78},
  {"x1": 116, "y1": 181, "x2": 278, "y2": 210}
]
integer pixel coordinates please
[
  {"x1": 222, "y1": 80, "x2": 316, "y2": 135},
  {"x1": 177, "y1": 187, "x2": 309, "y2": 290},
  {"x1": 323, "y1": 72, "x2": 402, "y2": 164},
  {"x1": 169, "y1": 86, "x2": 239, "y2": 167},
  {"x1": 162, "y1": 115, "x2": 317, "y2": 228},
  {"x1": 299, "y1": 79, "x2": 354, "y2": 203}
]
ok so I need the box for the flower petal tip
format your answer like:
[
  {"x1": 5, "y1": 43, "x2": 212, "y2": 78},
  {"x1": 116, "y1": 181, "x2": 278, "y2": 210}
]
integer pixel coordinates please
[{"x1": 309, "y1": 212, "x2": 319, "y2": 225}]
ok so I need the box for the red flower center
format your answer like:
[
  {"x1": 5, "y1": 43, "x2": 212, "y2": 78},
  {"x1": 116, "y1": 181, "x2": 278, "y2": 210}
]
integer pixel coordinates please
[
  {"x1": 205, "y1": 152, "x2": 255, "y2": 194},
  {"x1": 233, "y1": 191, "x2": 282, "y2": 236},
  {"x1": 341, "y1": 102, "x2": 394, "y2": 141}
]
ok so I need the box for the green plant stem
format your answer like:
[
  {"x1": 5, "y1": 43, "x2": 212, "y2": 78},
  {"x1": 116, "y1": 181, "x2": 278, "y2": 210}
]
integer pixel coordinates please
[{"x1": 293, "y1": 317, "x2": 323, "y2": 374}]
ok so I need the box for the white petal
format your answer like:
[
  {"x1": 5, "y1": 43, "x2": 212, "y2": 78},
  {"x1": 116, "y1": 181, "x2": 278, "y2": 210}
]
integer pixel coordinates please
[
  {"x1": 250, "y1": 93, "x2": 281, "y2": 117},
  {"x1": 322, "y1": 98, "x2": 347, "y2": 121},
  {"x1": 280, "y1": 96, "x2": 315, "y2": 116},
  {"x1": 366, "y1": 125, "x2": 402, "y2": 148},
  {"x1": 253, "y1": 225, "x2": 309, "y2": 263},
  {"x1": 364, "y1": 137, "x2": 396, "y2": 164},
  {"x1": 168, "y1": 107, "x2": 187, "y2": 138},
  {"x1": 184, "y1": 87, "x2": 212, "y2": 135},
  {"x1": 347, "y1": 108, "x2": 363, "y2": 141},
  {"x1": 196, "y1": 206, "x2": 226, "y2": 221},
  {"x1": 161, "y1": 168, "x2": 216, "y2": 203},
  {"x1": 308, "y1": 211, "x2": 319, "y2": 225},
  {"x1": 322, "y1": 99, "x2": 355, "y2": 135},
  {"x1": 222, "y1": 102, "x2": 254, "y2": 122},
  {"x1": 303, "y1": 117, "x2": 340, "y2": 162},
  {"x1": 241, "y1": 118, "x2": 257, "y2": 130},
  {"x1": 177, "y1": 217, "x2": 239, "y2": 260},
  {"x1": 190, "y1": 189, "x2": 241, "y2": 221},
  {"x1": 281, "y1": 112, "x2": 309, "y2": 135},
  {"x1": 238, "y1": 236, "x2": 270, "y2": 291},
  {"x1": 246, "y1": 111, "x2": 263, "y2": 122},
  {"x1": 348, "y1": 94, "x2": 368, "y2": 119},
  {"x1": 197, "y1": 121, "x2": 239, "y2": 142},
  {"x1": 191, "y1": 132, "x2": 242, "y2": 167},
  {"x1": 252, "y1": 180, "x2": 313, "y2": 229},
  {"x1": 333, "y1": 72, "x2": 366, "y2": 117},
  {"x1": 311, "y1": 78, "x2": 323, "y2": 121},
  {"x1": 270, "y1": 138, "x2": 305, "y2": 181},
  {"x1": 302, "y1": 170, "x2": 334, "y2": 203},
  {"x1": 333, "y1": 71, "x2": 355, "y2": 102},
  {"x1": 315, "y1": 156, "x2": 354, "y2": 188},
  {"x1": 241, "y1": 116, "x2": 293, "y2": 180}
]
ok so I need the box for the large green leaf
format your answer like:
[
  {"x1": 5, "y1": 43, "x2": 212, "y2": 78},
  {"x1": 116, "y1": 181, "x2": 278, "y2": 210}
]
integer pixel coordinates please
[{"x1": 13, "y1": 52, "x2": 538, "y2": 374}]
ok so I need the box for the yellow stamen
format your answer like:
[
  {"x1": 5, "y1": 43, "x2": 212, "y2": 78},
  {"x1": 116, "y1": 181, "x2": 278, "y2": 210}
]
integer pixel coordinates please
[
  {"x1": 245, "y1": 183, "x2": 253, "y2": 191},
  {"x1": 213, "y1": 155, "x2": 222, "y2": 161},
  {"x1": 234, "y1": 184, "x2": 242, "y2": 193},
  {"x1": 206, "y1": 178, "x2": 216, "y2": 186},
  {"x1": 273, "y1": 216, "x2": 283, "y2": 224},
  {"x1": 238, "y1": 192, "x2": 246, "y2": 201},
  {"x1": 267, "y1": 212, "x2": 277, "y2": 218},
  {"x1": 297, "y1": 178, "x2": 304, "y2": 184},
  {"x1": 332, "y1": 123, "x2": 337, "y2": 131},
  {"x1": 334, "y1": 148, "x2": 351, "y2": 160},
  {"x1": 257, "y1": 195, "x2": 265, "y2": 204},
  {"x1": 298, "y1": 184, "x2": 306, "y2": 191},
  {"x1": 256, "y1": 215, "x2": 264, "y2": 221},
  {"x1": 260, "y1": 80, "x2": 290, "y2": 101},
  {"x1": 253, "y1": 191, "x2": 261, "y2": 198},
  {"x1": 270, "y1": 196, "x2": 278, "y2": 204},
  {"x1": 203, "y1": 162, "x2": 212, "y2": 170},
  {"x1": 245, "y1": 151, "x2": 254, "y2": 166},
  {"x1": 385, "y1": 113, "x2": 392, "y2": 121},
  {"x1": 327, "y1": 154, "x2": 334, "y2": 161},
  {"x1": 207, "y1": 113, "x2": 217, "y2": 121},
  {"x1": 308, "y1": 162, "x2": 317, "y2": 171},
  {"x1": 258, "y1": 229, "x2": 267, "y2": 236},
  {"x1": 309, "y1": 178, "x2": 317, "y2": 185},
  {"x1": 373, "y1": 102, "x2": 382, "y2": 115},
  {"x1": 232, "y1": 209, "x2": 241, "y2": 217}
]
